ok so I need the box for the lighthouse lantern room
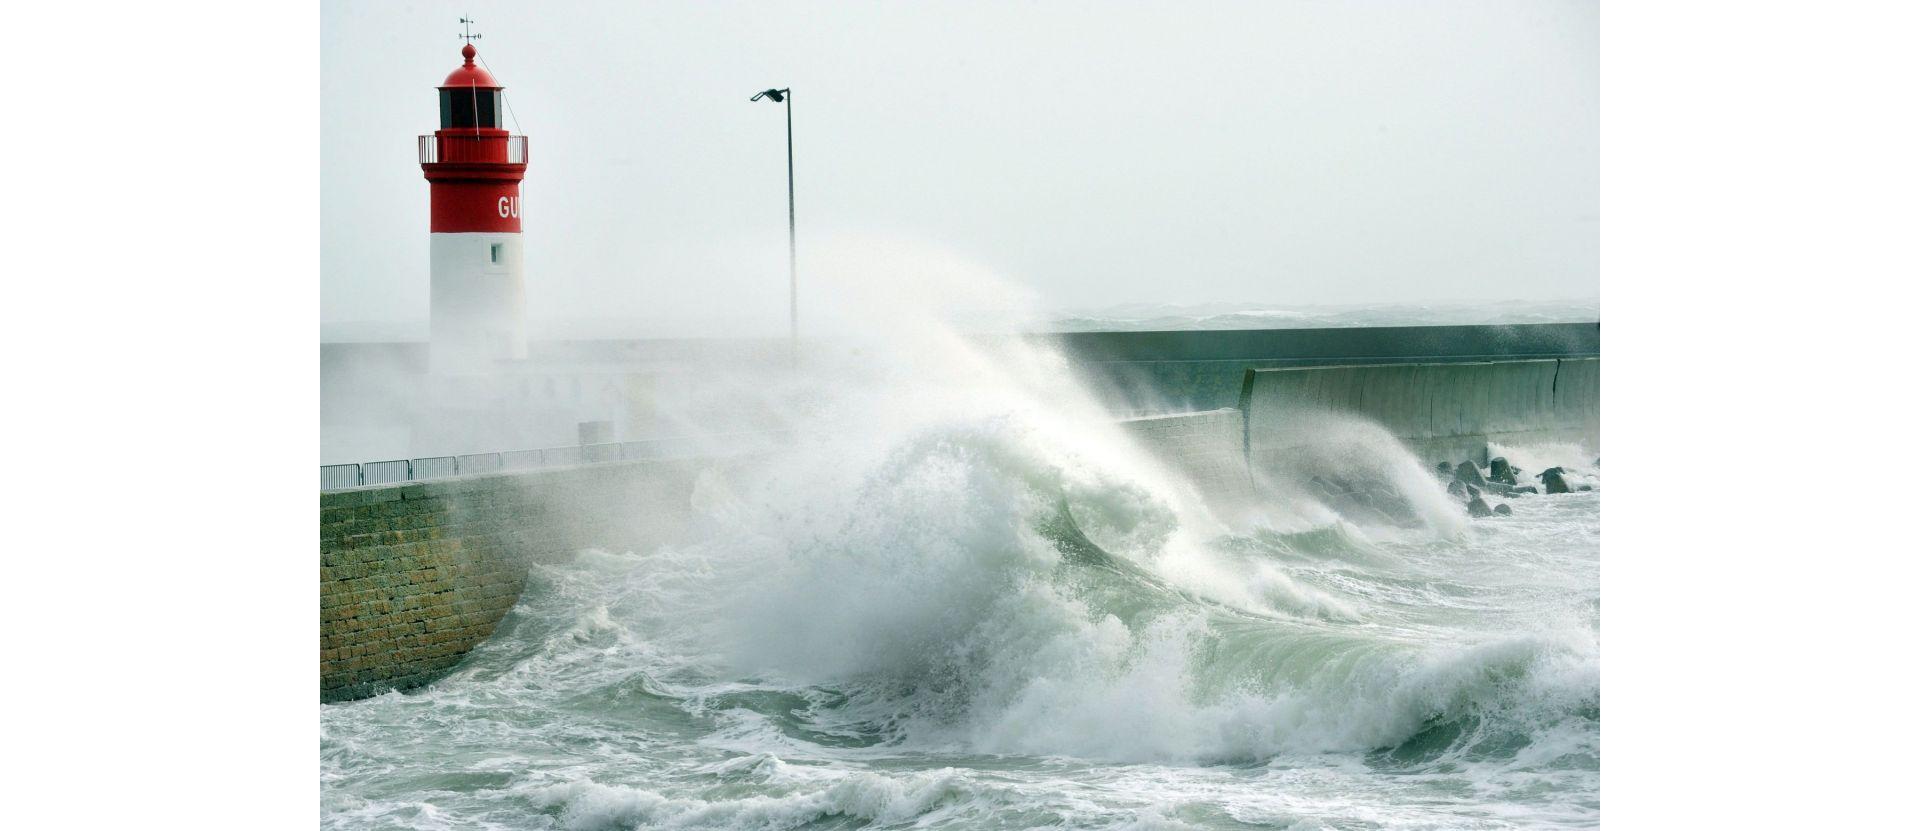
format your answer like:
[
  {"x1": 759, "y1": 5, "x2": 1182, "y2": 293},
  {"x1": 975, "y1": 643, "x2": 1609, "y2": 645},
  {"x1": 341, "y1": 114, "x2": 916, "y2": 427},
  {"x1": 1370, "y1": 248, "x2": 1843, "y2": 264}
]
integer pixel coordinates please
[{"x1": 421, "y1": 42, "x2": 528, "y2": 372}]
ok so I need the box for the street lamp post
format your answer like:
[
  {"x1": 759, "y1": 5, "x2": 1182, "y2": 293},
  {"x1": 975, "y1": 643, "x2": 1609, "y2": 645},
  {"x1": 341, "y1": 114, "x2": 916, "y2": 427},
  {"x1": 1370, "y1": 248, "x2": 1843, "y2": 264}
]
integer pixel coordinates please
[{"x1": 751, "y1": 87, "x2": 795, "y2": 368}]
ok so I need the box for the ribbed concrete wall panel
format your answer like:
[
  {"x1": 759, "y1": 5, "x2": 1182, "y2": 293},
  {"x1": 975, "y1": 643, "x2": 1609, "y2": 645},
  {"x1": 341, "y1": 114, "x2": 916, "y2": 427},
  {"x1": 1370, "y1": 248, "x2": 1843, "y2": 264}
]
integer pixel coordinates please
[
  {"x1": 1243, "y1": 359, "x2": 1598, "y2": 466},
  {"x1": 1115, "y1": 409, "x2": 1254, "y2": 505},
  {"x1": 1554, "y1": 358, "x2": 1601, "y2": 434}
]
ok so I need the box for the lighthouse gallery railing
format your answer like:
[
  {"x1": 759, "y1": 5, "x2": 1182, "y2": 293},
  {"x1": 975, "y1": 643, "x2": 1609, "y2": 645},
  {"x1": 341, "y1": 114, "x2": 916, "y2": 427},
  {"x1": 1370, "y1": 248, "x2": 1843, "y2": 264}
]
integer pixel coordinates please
[{"x1": 419, "y1": 134, "x2": 527, "y2": 165}]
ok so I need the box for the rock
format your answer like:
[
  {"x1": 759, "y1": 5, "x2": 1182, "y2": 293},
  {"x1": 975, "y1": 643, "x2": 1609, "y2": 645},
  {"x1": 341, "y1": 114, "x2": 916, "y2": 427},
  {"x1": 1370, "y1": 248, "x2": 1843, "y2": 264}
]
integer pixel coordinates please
[
  {"x1": 1511, "y1": 485, "x2": 1539, "y2": 495},
  {"x1": 1436, "y1": 461, "x2": 1453, "y2": 477},
  {"x1": 1454, "y1": 461, "x2": 1487, "y2": 488},
  {"x1": 1577, "y1": 485, "x2": 1593, "y2": 492},
  {"x1": 1539, "y1": 467, "x2": 1571, "y2": 494},
  {"x1": 1446, "y1": 480, "x2": 1466, "y2": 497},
  {"x1": 1465, "y1": 484, "x2": 1482, "y2": 499},
  {"x1": 1493, "y1": 503, "x2": 1512, "y2": 516},
  {"x1": 1488, "y1": 457, "x2": 1517, "y2": 485},
  {"x1": 1467, "y1": 494, "x2": 1493, "y2": 518}
]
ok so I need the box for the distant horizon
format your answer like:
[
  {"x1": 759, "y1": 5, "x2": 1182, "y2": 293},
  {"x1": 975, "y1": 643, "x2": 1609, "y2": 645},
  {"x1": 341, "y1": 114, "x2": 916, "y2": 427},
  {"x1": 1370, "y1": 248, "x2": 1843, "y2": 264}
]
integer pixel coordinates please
[{"x1": 321, "y1": 296, "x2": 1600, "y2": 343}]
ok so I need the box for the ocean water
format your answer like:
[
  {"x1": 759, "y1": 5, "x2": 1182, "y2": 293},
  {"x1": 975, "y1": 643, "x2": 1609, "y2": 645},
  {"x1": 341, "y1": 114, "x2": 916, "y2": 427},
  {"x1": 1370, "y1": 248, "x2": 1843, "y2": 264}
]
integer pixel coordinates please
[
  {"x1": 320, "y1": 416, "x2": 1598, "y2": 830},
  {"x1": 325, "y1": 298, "x2": 1600, "y2": 343}
]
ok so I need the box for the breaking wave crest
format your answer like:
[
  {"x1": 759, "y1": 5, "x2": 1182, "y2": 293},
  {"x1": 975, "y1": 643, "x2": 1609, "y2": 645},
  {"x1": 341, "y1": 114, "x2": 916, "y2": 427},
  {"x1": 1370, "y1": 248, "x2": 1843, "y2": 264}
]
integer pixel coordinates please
[
  {"x1": 324, "y1": 415, "x2": 1599, "y2": 830},
  {"x1": 442, "y1": 416, "x2": 1596, "y2": 773}
]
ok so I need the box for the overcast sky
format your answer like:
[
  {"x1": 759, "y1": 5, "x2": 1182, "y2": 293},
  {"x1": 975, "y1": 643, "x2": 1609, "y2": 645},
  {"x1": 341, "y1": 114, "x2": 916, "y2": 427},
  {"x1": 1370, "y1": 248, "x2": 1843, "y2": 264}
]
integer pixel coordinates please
[{"x1": 322, "y1": 0, "x2": 1596, "y2": 338}]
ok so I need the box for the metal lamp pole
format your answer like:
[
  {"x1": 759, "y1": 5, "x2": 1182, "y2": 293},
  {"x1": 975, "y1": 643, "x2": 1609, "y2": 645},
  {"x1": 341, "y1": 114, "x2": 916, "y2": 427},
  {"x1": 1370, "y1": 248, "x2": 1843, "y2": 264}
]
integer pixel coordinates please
[{"x1": 751, "y1": 87, "x2": 796, "y2": 368}]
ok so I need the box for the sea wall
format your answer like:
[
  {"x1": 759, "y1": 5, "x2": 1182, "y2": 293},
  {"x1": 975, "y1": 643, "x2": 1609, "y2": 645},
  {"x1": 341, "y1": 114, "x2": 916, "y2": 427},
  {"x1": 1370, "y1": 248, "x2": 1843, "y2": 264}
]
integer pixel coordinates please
[
  {"x1": 319, "y1": 459, "x2": 714, "y2": 702},
  {"x1": 1240, "y1": 358, "x2": 1600, "y2": 467},
  {"x1": 1051, "y1": 322, "x2": 1600, "y2": 413}
]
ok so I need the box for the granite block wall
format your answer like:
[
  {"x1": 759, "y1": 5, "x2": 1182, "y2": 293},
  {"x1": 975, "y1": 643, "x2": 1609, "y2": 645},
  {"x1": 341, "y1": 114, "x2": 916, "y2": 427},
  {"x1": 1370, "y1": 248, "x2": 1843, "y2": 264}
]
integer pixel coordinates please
[{"x1": 319, "y1": 459, "x2": 711, "y2": 702}]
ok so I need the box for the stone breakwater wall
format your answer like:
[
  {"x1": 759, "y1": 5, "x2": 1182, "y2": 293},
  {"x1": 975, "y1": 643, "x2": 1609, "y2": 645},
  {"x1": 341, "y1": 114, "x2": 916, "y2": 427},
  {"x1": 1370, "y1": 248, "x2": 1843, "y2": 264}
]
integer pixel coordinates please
[
  {"x1": 320, "y1": 355, "x2": 1598, "y2": 703},
  {"x1": 319, "y1": 459, "x2": 711, "y2": 702}
]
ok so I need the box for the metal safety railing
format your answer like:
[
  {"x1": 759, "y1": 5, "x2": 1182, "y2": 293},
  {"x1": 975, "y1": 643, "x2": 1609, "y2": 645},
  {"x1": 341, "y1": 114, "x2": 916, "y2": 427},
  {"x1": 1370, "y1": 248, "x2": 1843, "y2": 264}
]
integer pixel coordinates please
[
  {"x1": 320, "y1": 430, "x2": 793, "y2": 491},
  {"x1": 418, "y1": 134, "x2": 528, "y2": 165},
  {"x1": 320, "y1": 464, "x2": 362, "y2": 491},
  {"x1": 362, "y1": 459, "x2": 413, "y2": 486}
]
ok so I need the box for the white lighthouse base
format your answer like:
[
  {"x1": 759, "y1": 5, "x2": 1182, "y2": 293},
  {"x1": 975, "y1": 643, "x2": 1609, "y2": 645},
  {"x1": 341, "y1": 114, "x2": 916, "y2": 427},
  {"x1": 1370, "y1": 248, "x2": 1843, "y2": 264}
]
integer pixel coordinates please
[{"x1": 430, "y1": 232, "x2": 527, "y2": 374}]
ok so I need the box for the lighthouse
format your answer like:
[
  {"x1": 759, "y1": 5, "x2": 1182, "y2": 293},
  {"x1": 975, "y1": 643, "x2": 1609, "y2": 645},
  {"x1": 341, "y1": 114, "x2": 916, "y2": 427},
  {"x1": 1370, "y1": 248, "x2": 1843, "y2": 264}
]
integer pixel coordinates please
[{"x1": 421, "y1": 42, "x2": 528, "y2": 372}]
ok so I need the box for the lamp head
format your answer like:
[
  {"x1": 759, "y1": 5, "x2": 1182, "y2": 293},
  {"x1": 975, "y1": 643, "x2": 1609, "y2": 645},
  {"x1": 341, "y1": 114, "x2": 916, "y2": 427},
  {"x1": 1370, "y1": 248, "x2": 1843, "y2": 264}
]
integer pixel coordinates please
[{"x1": 750, "y1": 88, "x2": 788, "y2": 103}]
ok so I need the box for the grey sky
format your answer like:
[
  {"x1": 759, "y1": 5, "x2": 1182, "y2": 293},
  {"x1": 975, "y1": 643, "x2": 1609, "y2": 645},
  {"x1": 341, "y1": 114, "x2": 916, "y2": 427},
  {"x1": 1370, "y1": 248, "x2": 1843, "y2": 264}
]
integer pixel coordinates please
[{"x1": 322, "y1": 0, "x2": 1596, "y2": 338}]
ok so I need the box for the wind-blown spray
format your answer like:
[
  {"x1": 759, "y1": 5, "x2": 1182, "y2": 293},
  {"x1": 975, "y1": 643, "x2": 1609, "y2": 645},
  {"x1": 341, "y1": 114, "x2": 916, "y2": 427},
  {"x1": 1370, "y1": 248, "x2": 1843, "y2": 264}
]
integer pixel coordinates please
[{"x1": 321, "y1": 236, "x2": 1600, "y2": 830}]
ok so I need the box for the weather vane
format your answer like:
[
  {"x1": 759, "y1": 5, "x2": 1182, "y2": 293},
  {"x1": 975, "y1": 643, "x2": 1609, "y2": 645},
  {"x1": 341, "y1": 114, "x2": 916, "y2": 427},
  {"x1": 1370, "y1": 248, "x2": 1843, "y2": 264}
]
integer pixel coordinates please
[{"x1": 459, "y1": 16, "x2": 482, "y2": 44}]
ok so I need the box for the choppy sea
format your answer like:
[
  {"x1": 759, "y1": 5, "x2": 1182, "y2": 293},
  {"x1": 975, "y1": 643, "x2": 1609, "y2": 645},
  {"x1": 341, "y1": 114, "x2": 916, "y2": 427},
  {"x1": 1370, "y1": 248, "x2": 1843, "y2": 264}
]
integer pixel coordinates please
[{"x1": 322, "y1": 303, "x2": 1599, "y2": 829}]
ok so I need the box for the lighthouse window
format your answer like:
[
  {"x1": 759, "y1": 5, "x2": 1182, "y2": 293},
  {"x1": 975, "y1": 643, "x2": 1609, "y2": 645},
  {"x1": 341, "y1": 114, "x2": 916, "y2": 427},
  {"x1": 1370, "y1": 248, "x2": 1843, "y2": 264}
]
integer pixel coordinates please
[
  {"x1": 489, "y1": 243, "x2": 504, "y2": 264},
  {"x1": 439, "y1": 88, "x2": 502, "y2": 129}
]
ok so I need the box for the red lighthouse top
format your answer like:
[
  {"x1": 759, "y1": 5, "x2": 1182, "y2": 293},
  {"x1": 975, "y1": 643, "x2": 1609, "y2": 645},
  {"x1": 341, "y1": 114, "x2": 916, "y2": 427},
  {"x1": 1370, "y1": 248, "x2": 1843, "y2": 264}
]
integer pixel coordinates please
[
  {"x1": 440, "y1": 44, "x2": 503, "y2": 90},
  {"x1": 422, "y1": 41, "x2": 526, "y2": 234},
  {"x1": 429, "y1": 42, "x2": 514, "y2": 135}
]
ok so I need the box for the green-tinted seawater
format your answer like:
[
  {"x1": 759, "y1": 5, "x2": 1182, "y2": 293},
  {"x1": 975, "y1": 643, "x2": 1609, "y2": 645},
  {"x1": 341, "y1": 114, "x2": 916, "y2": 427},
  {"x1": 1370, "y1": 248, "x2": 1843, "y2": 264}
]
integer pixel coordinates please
[{"x1": 323, "y1": 425, "x2": 1598, "y2": 830}]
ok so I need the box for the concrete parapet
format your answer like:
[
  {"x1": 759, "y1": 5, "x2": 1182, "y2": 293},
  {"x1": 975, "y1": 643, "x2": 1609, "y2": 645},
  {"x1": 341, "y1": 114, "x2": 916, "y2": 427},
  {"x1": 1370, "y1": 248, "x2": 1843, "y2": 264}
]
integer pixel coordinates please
[
  {"x1": 1239, "y1": 358, "x2": 1600, "y2": 467},
  {"x1": 1053, "y1": 322, "x2": 1600, "y2": 413},
  {"x1": 1116, "y1": 409, "x2": 1254, "y2": 503}
]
